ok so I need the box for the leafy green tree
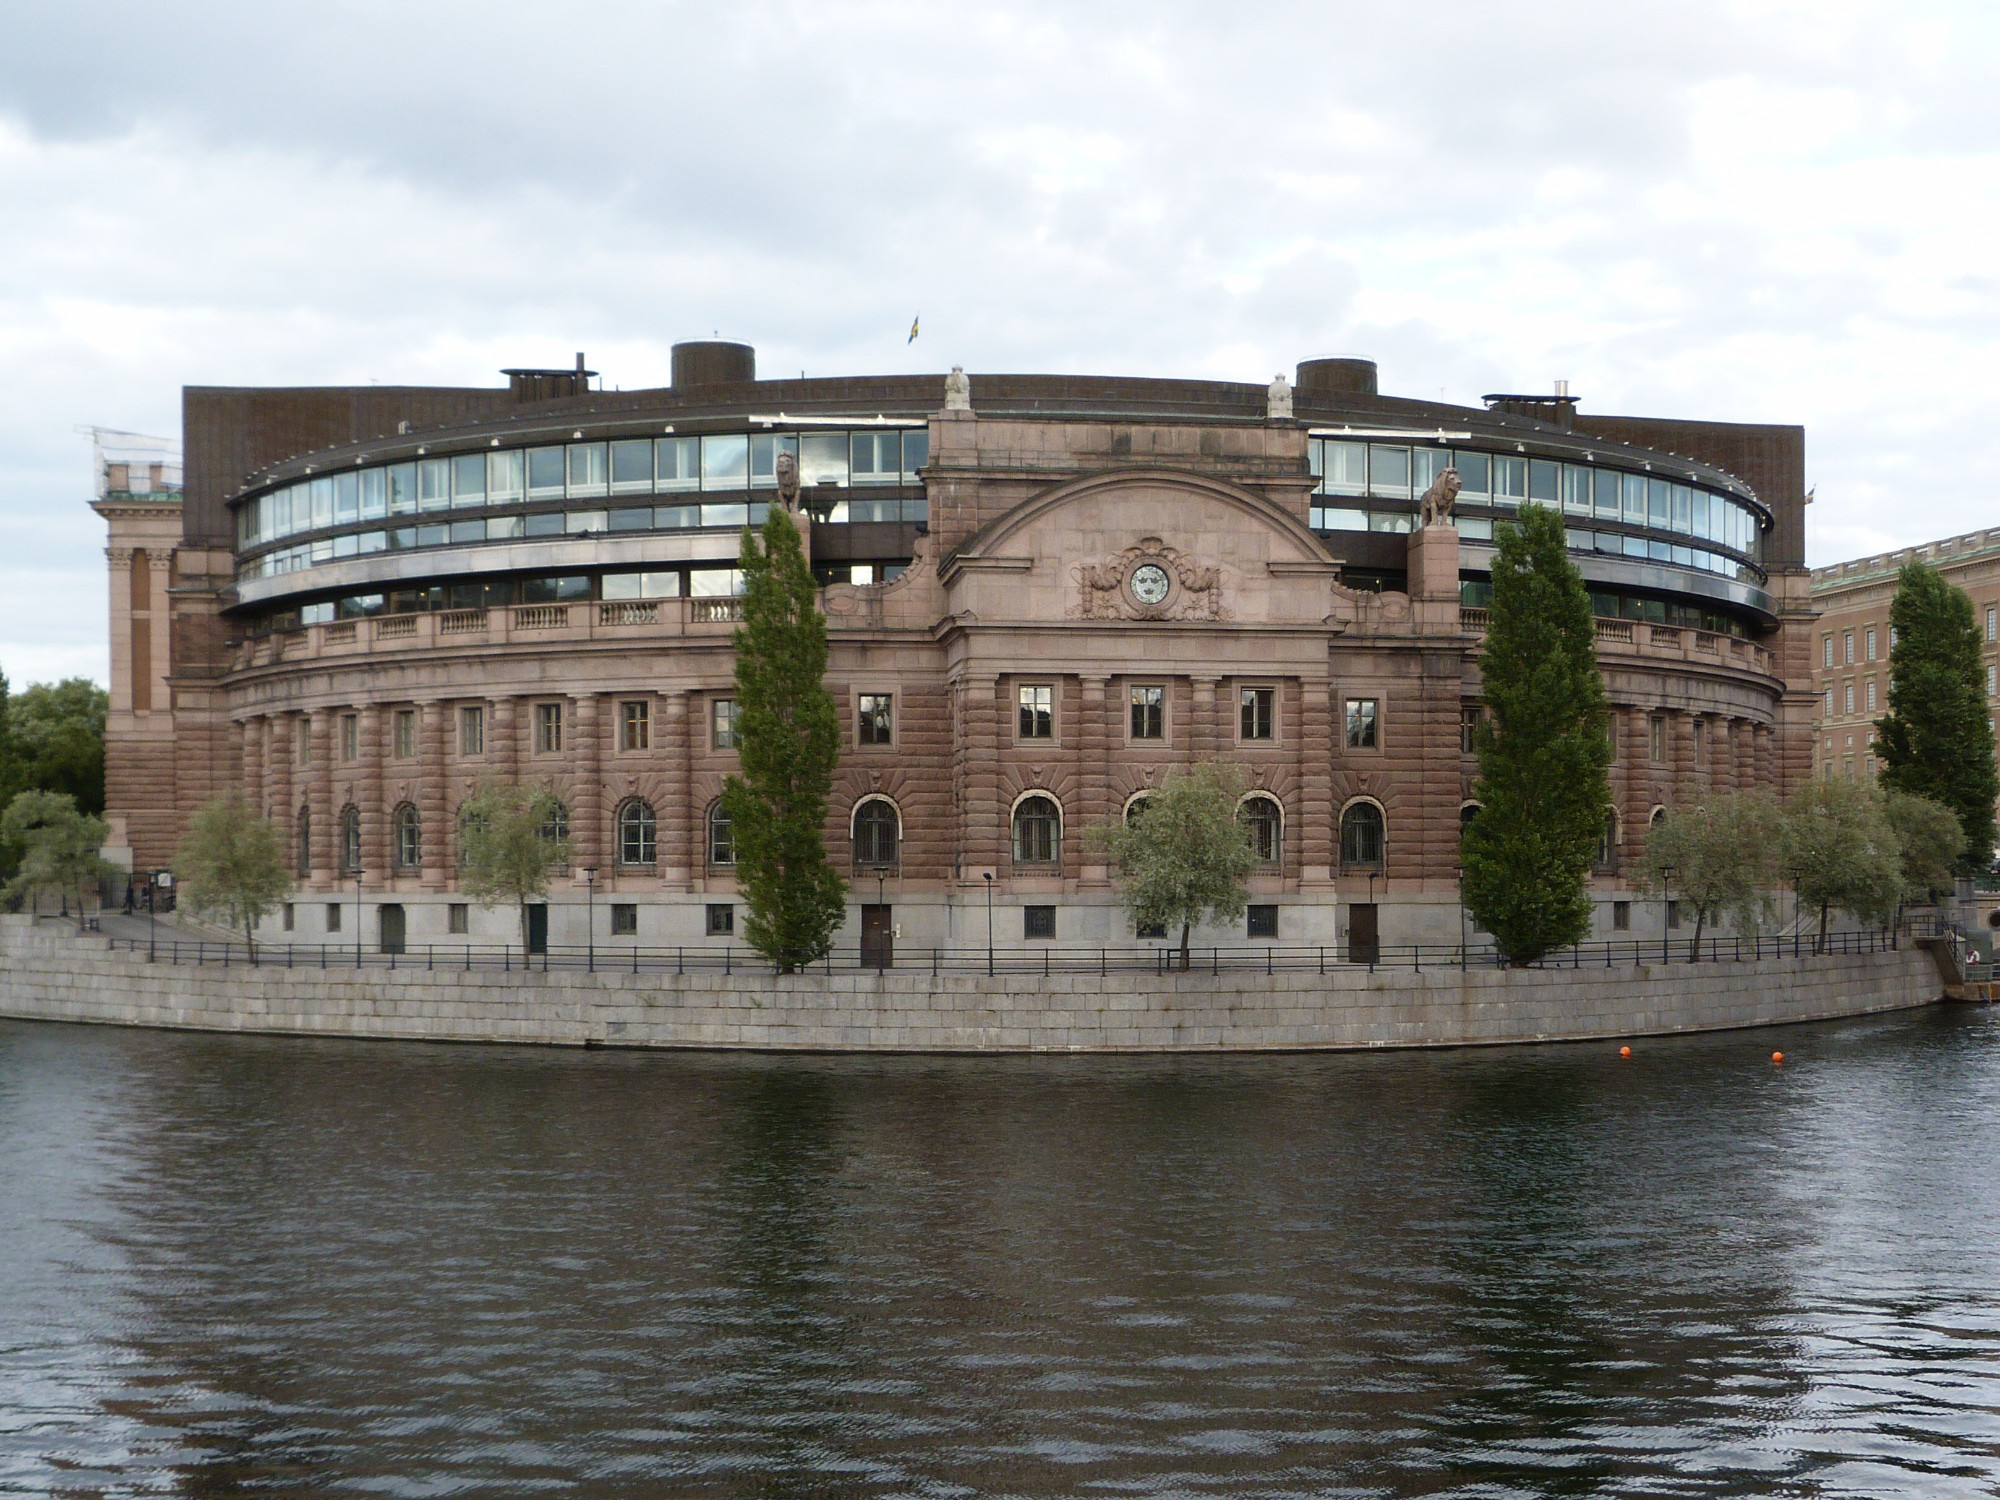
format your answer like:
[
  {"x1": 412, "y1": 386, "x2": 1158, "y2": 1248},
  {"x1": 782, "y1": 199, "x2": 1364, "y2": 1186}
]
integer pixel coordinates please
[
  {"x1": 1461, "y1": 503, "x2": 1614, "y2": 963},
  {"x1": 1091, "y1": 761, "x2": 1261, "y2": 969},
  {"x1": 1642, "y1": 793, "x2": 1779, "y2": 959},
  {"x1": 174, "y1": 789, "x2": 293, "y2": 949},
  {"x1": 1778, "y1": 779, "x2": 1902, "y2": 952},
  {"x1": 1875, "y1": 561, "x2": 1998, "y2": 875},
  {"x1": 457, "y1": 780, "x2": 571, "y2": 948},
  {"x1": 1880, "y1": 788, "x2": 1964, "y2": 904},
  {"x1": 2, "y1": 790, "x2": 112, "y2": 928},
  {"x1": 721, "y1": 509, "x2": 846, "y2": 969},
  {"x1": 8, "y1": 678, "x2": 108, "y2": 815}
]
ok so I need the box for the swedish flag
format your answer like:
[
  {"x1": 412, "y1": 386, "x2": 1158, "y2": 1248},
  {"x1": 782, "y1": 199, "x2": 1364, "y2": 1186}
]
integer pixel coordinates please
[{"x1": 907, "y1": 314, "x2": 920, "y2": 344}]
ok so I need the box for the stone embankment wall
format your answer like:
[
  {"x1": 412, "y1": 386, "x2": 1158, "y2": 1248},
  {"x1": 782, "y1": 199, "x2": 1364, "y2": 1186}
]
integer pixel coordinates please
[{"x1": 0, "y1": 917, "x2": 1940, "y2": 1052}]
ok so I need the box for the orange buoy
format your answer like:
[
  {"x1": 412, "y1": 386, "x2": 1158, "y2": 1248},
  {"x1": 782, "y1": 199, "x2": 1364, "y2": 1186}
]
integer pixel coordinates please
[
  {"x1": 1771, "y1": 1051, "x2": 1784, "y2": 1064},
  {"x1": 1620, "y1": 1045, "x2": 1632, "y2": 1058}
]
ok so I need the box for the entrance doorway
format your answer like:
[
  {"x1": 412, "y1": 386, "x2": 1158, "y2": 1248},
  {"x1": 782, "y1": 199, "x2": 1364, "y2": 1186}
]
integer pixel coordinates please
[
  {"x1": 378, "y1": 903, "x2": 405, "y2": 955},
  {"x1": 526, "y1": 904, "x2": 548, "y2": 956},
  {"x1": 861, "y1": 904, "x2": 894, "y2": 969},
  {"x1": 1348, "y1": 903, "x2": 1379, "y2": 965}
]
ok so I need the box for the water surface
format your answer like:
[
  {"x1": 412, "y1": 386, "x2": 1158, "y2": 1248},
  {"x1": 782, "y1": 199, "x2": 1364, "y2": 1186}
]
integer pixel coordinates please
[{"x1": 3, "y1": 1008, "x2": 1998, "y2": 1497}]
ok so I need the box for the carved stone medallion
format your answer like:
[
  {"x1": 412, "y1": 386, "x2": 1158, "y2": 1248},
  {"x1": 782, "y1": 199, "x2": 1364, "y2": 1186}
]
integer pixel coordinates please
[{"x1": 1071, "y1": 537, "x2": 1226, "y2": 621}]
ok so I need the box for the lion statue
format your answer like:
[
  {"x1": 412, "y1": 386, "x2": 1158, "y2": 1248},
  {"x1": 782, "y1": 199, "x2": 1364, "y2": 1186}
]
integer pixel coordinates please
[{"x1": 1418, "y1": 466, "x2": 1461, "y2": 527}]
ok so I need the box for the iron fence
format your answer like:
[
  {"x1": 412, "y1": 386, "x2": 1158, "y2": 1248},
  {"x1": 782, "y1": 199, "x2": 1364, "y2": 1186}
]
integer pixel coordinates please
[{"x1": 103, "y1": 926, "x2": 1903, "y2": 976}]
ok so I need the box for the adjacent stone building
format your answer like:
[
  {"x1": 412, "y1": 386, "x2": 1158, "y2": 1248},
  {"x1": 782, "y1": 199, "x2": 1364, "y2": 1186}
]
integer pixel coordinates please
[{"x1": 96, "y1": 343, "x2": 1814, "y2": 957}]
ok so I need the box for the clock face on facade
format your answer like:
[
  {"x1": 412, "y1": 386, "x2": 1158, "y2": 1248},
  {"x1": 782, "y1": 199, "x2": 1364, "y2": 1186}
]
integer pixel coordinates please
[{"x1": 1129, "y1": 563, "x2": 1171, "y2": 605}]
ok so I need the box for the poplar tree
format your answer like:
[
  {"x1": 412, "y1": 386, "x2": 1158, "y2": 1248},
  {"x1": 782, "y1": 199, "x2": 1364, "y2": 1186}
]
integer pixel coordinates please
[
  {"x1": 722, "y1": 510, "x2": 846, "y2": 969},
  {"x1": 1461, "y1": 503, "x2": 1613, "y2": 963},
  {"x1": 173, "y1": 789, "x2": 292, "y2": 948},
  {"x1": 1874, "y1": 561, "x2": 1998, "y2": 876}
]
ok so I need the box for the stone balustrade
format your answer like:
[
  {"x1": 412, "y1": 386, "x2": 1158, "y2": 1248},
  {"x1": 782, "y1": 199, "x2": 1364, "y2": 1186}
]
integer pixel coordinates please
[{"x1": 1457, "y1": 606, "x2": 1774, "y2": 676}]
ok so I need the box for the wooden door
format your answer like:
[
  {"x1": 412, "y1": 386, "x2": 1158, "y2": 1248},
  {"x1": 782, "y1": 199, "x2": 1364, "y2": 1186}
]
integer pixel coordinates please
[
  {"x1": 379, "y1": 903, "x2": 405, "y2": 955},
  {"x1": 526, "y1": 904, "x2": 549, "y2": 955},
  {"x1": 1349, "y1": 903, "x2": 1379, "y2": 965},
  {"x1": 861, "y1": 904, "x2": 893, "y2": 969}
]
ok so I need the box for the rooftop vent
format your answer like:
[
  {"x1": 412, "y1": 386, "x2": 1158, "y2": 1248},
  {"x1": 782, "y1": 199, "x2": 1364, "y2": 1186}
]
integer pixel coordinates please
[
  {"x1": 1295, "y1": 357, "x2": 1378, "y2": 397},
  {"x1": 672, "y1": 340, "x2": 756, "y2": 389},
  {"x1": 502, "y1": 352, "x2": 596, "y2": 402},
  {"x1": 1483, "y1": 382, "x2": 1580, "y2": 430}
]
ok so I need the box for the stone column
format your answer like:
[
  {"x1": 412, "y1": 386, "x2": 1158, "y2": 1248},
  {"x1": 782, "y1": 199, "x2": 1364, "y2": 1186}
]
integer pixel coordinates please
[
  {"x1": 1078, "y1": 674, "x2": 1110, "y2": 886},
  {"x1": 308, "y1": 709, "x2": 334, "y2": 887},
  {"x1": 1191, "y1": 676, "x2": 1220, "y2": 760},
  {"x1": 270, "y1": 716, "x2": 295, "y2": 865},
  {"x1": 661, "y1": 690, "x2": 691, "y2": 890},
  {"x1": 492, "y1": 696, "x2": 519, "y2": 784},
  {"x1": 1299, "y1": 679, "x2": 1335, "y2": 888},
  {"x1": 1623, "y1": 707, "x2": 1652, "y2": 864},
  {"x1": 573, "y1": 693, "x2": 604, "y2": 874},
  {"x1": 242, "y1": 717, "x2": 266, "y2": 819},
  {"x1": 358, "y1": 707, "x2": 386, "y2": 885},
  {"x1": 419, "y1": 700, "x2": 446, "y2": 888},
  {"x1": 958, "y1": 674, "x2": 1002, "y2": 877}
]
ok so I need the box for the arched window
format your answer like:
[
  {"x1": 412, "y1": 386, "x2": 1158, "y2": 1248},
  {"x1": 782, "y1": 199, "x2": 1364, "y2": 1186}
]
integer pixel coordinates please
[
  {"x1": 853, "y1": 798, "x2": 900, "y2": 869},
  {"x1": 295, "y1": 805, "x2": 311, "y2": 877},
  {"x1": 1459, "y1": 802, "x2": 1481, "y2": 844},
  {"x1": 617, "y1": 799, "x2": 656, "y2": 866},
  {"x1": 1596, "y1": 810, "x2": 1619, "y2": 870},
  {"x1": 1238, "y1": 794, "x2": 1282, "y2": 865},
  {"x1": 1649, "y1": 805, "x2": 1667, "y2": 829},
  {"x1": 339, "y1": 805, "x2": 361, "y2": 874},
  {"x1": 393, "y1": 803, "x2": 422, "y2": 870},
  {"x1": 1012, "y1": 794, "x2": 1061, "y2": 865},
  {"x1": 1339, "y1": 802, "x2": 1384, "y2": 872},
  {"x1": 707, "y1": 801, "x2": 735, "y2": 867},
  {"x1": 1123, "y1": 791, "x2": 1153, "y2": 824}
]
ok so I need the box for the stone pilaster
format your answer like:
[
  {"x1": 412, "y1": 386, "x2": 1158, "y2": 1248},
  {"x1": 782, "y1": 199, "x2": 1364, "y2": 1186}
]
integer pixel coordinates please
[
  {"x1": 359, "y1": 707, "x2": 386, "y2": 885},
  {"x1": 1299, "y1": 679, "x2": 1335, "y2": 888},
  {"x1": 661, "y1": 690, "x2": 691, "y2": 890},
  {"x1": 573, "y1": 693, "x2": 604, "y2": 874},
  {"x1": 419, "y1": 700, "x2": 446, "y2": 888},
  {"x1": 1078, "y1": 674, "x2": 1109, "y2": 886},
  {"x1": 308, "y1": 709, "x2": 334, "y2": 887},
  {"x1": 1191, "y1": 676, "x2": 1220, "y2": 760}
]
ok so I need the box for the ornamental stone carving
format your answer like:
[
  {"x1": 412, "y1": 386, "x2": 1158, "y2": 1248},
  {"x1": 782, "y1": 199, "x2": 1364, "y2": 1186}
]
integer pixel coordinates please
[
  {"x1": 944, "y1": 365, "x2": 972, "y2": 412},
  {"x1": 1072, "y1": 537, "x2": 1227, "y2": 621},
  {"x1": 1266, "y1": 373, "x2": 1292, "y2": 422}
]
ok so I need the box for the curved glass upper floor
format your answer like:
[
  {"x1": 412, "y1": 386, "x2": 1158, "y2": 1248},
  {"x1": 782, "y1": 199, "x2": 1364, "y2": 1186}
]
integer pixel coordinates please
[
  {"x1": 234, "y1": 428, "x2": 929, "y2": 582},
  {"x1": 1308, "y1": 439, "x2": 1766, "y2": 584}
]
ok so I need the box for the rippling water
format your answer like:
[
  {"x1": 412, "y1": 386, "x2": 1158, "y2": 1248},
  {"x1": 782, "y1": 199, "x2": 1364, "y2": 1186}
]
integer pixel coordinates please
[{"x1": 3, "y1": 1008, "x2": 2000, "y2": 1497}]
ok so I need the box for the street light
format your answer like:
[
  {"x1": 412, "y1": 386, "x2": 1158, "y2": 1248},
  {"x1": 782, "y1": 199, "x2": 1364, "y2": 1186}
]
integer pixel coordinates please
[
  {"x1": 1660, "y1": 864, "x2": 1676, "y2": 963},
  {"x1": 583, "y1": 866, "x2": 597, "y2": 972},
  {"x1": 1454, "y1": 864, "x2": 1466, "y2": 968},
  {"x1": 146, "y1": 872, "x2": 158, "y2": 962},
  {"x1": 984, "y1": 870, "x2": 994, "y2": 977},
  {"x1": 355, "y1": 867, "x2": 364, "y2": 969}
]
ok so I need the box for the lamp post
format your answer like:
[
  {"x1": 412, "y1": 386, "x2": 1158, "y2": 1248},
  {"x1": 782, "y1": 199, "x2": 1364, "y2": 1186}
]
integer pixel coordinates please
[
  {"x1": 1454, "y1": 864, "x2": 1466, "y2": 968},
  {"x1": 583, "y1": 866, "x2": 597, "y2": 972},
  {"x1": 146, "y1": 873, "x2": 157, "y2": 962},
  {"x1": 1660, "y1": 865, "x2": 1676, "y2": 964},
  {"x1": 984, "y1": 870, "x2": 994, "y2": 977},
  {"x1": 354, "y1": 868, "x2": 364, "y2": 969}
]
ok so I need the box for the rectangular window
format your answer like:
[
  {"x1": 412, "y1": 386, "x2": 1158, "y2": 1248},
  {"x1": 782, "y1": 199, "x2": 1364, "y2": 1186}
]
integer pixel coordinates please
[
  {"x1": 858, "y1": 693, "x2": 893, "y2": 746},
  {"x1": 526, "y1": 446, "x2": 565, "y2": 499},
  {"x1": 1866, "y1": 680, "x2": 1877, "y2": 713},
  {"x1": 1648, "y1": 715, "x2": 1667, "y2": 763},
  {"x1": 1613, "y1": 901, "x2": 1631, "y2": 931},
  {"x1": 1023, "y1": 905, "x2": 1056, "y2": 940},
  {"x1": 1369, "y1": 445, "x2": 1411, "y2": 498},
  {"x1": 460, "y1": 705, "x2": 483, "y2": 756},
  {"x1": 851, "y1": 430, "x2": 902, "y2": 483},
  {"x1": 536, "y1": 702, "x2": 563, "y2": 754},
  {"x1": 1241, "y1": 687, "x2": 1275, "y2": 741},
  {"x1": 1130, "y1": 684, "x2": 1164, "y2": 740},
  {"x1": 707, "y1": 903, "x2": 735, "y2": 936},
  {"x1": 1345, "y1": 697, "x2": 1377, "y2": 749},
  {"x1": 1247, "y1": 904, "x2": 1279, "y2": 939},
  {"x1": 1844, "y1": 683, "x2": 1855, "y2": 715},
  {"x1": 1844, "y1": 631, "x2": 1854, "y2": 664},
  {"x1": 327, "y1": 903, "x2": 342, "y2": 933},
  {"x1": 1528, "y1": 458, "x2": 1559, "y2": 506},
  {"x1": 488, "y1": 449, "x2": 524, "y2": 503},
  {"x1": 656, "y1": 436, "x2": 699, "y2": 491},
  {"x1": 1865, "y1": 626, "x2": 1877, "y2": 661},
  {"x1": 448, "y1": 903, "x2": 468, "y2": 935},
  {"x1": 1822, "y1": 635, "x2": 1834, "y2": 669},
  {"x1": 1322, "y1": 441, "x2": 1366, "y2": 495},
  {"x1": 393, "y1": 709, "x2": 417, "y2": 760},
  {"x1": 1461, "y1": 706, "x2": 1482, "y2": 754},
  {"x1": 1018, "y1": 684, "x2": 1054, "y2": 739},
  {"x1": 1988, "y1": 605, "x2": 1997, "y2": 644},
  {"x1": 1493, "y1": 456, "x2": 1527, "y2": 507},
  {"x1": 611, "y1": 903, "x2": 638, "y2": 936},
  {"x1": 701, "y1": 434, "x2": 750, "y2": 490},
  {"x1": 621, "y1": 700, "x2": 650, "y2": 751},
  {"x1": 1989, "y1": 664, "x2": 1997, "y2": 699},
  {"x1": 340, "y1": 714, "x2": 358, "y2": 762},
  {"x1": 712, "y1": 697, "x2": 739, "y2": 749},
  {"x1": 566, "y1": 442, "x2": 608, "y2": 497},
  {"x1": 1824, "y1": 687, "x2": 1834, "y2": 719},
  {"x1": 608, "y1": 439, "x2": 654, "y2": 494}
]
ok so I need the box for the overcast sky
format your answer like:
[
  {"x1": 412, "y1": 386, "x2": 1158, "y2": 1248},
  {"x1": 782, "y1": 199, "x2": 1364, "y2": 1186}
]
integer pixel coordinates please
[{"x1": 2, "y1": 0, "x2": 1995, "y2": 686}]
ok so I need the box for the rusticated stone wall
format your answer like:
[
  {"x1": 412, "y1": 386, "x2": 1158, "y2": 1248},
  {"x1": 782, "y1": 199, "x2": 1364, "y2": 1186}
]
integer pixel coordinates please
[{"x1": 0, "y1": 917, "x2": 1939, "y2": 1053}]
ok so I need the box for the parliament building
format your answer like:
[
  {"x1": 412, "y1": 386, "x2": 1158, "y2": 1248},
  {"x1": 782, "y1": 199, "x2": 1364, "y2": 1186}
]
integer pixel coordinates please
[{"x1": 95, "y1": 342, "x2": 1815, "y2": 957}]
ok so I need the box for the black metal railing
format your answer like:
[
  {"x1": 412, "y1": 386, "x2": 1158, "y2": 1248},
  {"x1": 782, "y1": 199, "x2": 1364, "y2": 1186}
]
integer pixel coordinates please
[{"x1": 101, "y1": 926, "x2": 1904, "y2": 976}]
